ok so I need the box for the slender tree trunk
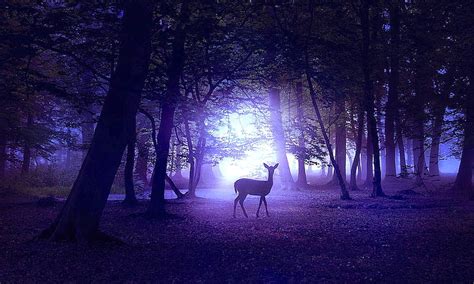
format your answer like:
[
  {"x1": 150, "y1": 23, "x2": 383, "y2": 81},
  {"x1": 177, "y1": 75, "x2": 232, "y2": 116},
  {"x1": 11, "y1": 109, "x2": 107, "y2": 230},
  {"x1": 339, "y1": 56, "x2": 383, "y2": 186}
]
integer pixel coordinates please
[
  {"x1": 295, "y1": 82, "x2": 308, "y2": 187},
  {"x1": 123, "y1": 115, "x2": 138, "y2": 206},
  {"x1": 396, "y1": 121, "x2": 408, "y2": 176},
  {"x1": 21, "y1": 113, "x2": 33, "y2": 175},
  {"x1": 406, "y1": 138, "x2": 413, "y2": 173},
  {"x1": 269, "y1": 87, "x2": 295, "y2": 190},
  {"x1": 365, "y1": 123, "x2": 374, "y2": 186},
  {"x1": 350, "y1": 110, "x2": 364, "y2": 191},
  {"x1": 305, "y1": 61, "x2": 350, "y2": 199},
  {"x1": 184, "y1": 118, "x2": 196, "y2": 196},
  {"x1": 134, "y1": 127, "x2": 149, "y2": 187},
  {"x1": 385, "y1": 0, "x2": 400, "y2": 179},
  {"x1": 172, "y1": 143, "x2": 184, "y2": 180},
  {"x1": 357, "y1": 159, "x2": 362, "y2": 182},
  {"x1": 147, "y1": 3, "x2": 188, "y2": 216},
  {"x1": 428, "y1": 109, "x2": 444, "y2": 177},
  {"x1": 41, "y1": 0, "x2": 154, "y2": 242},
  {"x1": 361, "y1": 0, "x2": 384, "y2": 197}
]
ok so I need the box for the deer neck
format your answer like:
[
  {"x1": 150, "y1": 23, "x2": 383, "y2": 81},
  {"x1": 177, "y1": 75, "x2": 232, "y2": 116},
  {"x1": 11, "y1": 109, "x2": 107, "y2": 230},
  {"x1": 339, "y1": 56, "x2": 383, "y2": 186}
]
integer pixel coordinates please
[{"x1": 267, "y1": 171, "x2": 274, "y2": 184}]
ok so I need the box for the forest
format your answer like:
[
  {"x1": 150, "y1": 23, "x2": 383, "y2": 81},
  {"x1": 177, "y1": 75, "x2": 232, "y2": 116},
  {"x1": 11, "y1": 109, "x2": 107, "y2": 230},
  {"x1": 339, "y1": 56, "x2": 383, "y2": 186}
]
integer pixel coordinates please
[{"x1": 1, "y1": 0, "x2": 473, "y2": 282}]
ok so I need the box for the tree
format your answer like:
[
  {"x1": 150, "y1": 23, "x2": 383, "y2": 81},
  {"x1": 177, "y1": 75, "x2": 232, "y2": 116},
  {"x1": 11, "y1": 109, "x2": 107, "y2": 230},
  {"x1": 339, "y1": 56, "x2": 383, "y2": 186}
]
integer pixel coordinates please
[{"x1": 41, "y1": 0, "x2": 154, "y2": 242}]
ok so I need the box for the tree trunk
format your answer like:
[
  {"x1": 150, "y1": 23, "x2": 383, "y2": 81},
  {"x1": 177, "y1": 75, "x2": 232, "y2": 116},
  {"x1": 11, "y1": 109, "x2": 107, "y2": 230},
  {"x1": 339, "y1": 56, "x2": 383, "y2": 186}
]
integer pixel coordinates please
[
  {"x1": 148, "y1": 104, "x2": 177, "y2": 216},
  {"x1": 361, "y1": 0, "x2": 384, "y2": 197},
  {"x1": 452, "y1": 74, "x2": 474, "y2": 195},
  {"x1": 41, "y1": 1, "x2": 154, "y2": 242},
  {"x1": 295, "y1": 82, "x2": 307, "y2": 187},
  {"x1": 428, "y1": 108, "x2": 444, "y2": 177},
  {"x1": 406, "y1": 138, "x2": 413, "y2": 173},
  {"x1": 350, "y1": 110, "x2": 364, "y2": 191},
  {"x1": 269, "y1": 87, "x2": 295, "y2": 190},
  {"x1": 384, "y1": 0, "x2": 400, "y2": 179},
  {"x1": 134, "y1": 127, "x2": 149, "y2": 187},
  {"x1": 0, "y1": 135, "x2": 6, "y2": 178},
  {"x1": 172, "y1": 143, "x2": 184, "y2": 180},
  {"x1": 81, "y1": 111, "x2": 95, "y2": 161},
  {"x1": 413, "y1": 67, "x2": 427, "y2": 186},
  {"x1": 184, "y1": 118, "x2": 196, "y2": 196},
  {"x1": 305, "y1": 59, "x2": 350, "y2": 199},
  {"x1": 365, "y1": 123, "x2": 374, "y2": 187},
  {"x1": 147, "y1": 3, "x2": 188, "y2": 216},
  {"x1": 21, "y1": 113, "x2": 33, "y2": 175},
  {"x1": 123, "y1": 115, "x2": 138, "y2": 206},
  {"x1": 330, "y1": 96, "x2": 347, "y2": 184},
  {"x1": 396, "y1": 121, "x2": 408, "y2": 177}
]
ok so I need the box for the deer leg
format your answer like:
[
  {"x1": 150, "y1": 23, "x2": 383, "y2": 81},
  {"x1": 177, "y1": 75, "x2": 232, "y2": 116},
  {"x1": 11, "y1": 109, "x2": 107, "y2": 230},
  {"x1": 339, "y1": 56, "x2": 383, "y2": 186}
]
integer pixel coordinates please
[
  {"x1": 233, "y1": 195, "x2": 240, "y2": 218},
  {"x1": 263, "y1": 196, "x2": 269, "y2": 217},
  {"x1": 256, "y1": 196, "x2": 263, "y2": 218},
  {"x1": 239, "y1": 194, "x2": 248, "y2": 218}
]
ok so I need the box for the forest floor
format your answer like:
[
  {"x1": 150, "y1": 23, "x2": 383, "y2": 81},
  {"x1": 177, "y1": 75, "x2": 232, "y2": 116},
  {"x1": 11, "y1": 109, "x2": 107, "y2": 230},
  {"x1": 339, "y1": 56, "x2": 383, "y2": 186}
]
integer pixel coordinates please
[{"x1": 1, "y1": 175, "x2": 474, "y2": 282}]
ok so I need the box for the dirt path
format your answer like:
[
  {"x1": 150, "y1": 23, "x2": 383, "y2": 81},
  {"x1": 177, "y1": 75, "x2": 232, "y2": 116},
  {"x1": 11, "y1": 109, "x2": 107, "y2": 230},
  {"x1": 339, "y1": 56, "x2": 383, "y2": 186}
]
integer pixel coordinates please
[{"x1": 1, "y1": 182, "x2": 474, "y2": 282}]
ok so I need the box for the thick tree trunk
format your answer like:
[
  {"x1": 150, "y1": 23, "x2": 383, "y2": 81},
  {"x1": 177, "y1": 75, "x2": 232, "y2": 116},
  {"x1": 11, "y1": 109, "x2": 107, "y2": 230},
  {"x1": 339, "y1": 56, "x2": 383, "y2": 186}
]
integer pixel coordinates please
[
  {"x1": 295, "y1": 82, "x2": 307, "y2": 187},
  {"x1": 123, "y1": 116, "x2": 138, "y2": 206},
  {"x1": 41, "y1": 1, "x2": 153, "y2": 242},
  {"x1": 385, "y1": 0, "x2": 400, "y2": 179},
  {"x1": 361, "y1": 0, "x2": 384, "y2": 197},
  {"x1": 269, "y1": 87, "x2": 295, "y2": 190},
  {"x1": 147, "y1": 3, "x2": 188, "y2": 216},
  {"x1": 350, "y1": 110, "x2": 364, "y2": 191}
]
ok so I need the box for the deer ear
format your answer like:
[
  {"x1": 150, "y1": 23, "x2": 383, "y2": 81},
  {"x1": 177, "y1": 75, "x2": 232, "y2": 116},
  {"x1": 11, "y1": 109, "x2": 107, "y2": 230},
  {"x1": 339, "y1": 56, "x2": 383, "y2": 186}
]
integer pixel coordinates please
[
  {"x1": 263, "y1": 163, "x2": 269, "y2": 169},
  {"x1": 274, "y1": 163, "x2": 279, "y2": 169}
]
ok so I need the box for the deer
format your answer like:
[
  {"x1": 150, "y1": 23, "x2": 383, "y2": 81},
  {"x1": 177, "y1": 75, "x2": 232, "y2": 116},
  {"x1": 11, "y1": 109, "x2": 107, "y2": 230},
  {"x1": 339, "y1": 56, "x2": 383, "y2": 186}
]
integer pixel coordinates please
[{"x1": 233, "y1": 163, "x2": 279, "y2": 218}]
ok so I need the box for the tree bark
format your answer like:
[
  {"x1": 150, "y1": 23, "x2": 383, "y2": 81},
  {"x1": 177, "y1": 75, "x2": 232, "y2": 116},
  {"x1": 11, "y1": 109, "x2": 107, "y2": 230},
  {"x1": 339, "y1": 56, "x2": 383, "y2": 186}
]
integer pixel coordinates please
[
  {"x1": 21, "y1": 113, "x2": 33, "y2": 175},
  {"x1": 41, "y1": 0, "x2": 154, "y2": 242},
  {"x1": 123, "y1": 115, "x2": 138, "y2": 206},
  {"x1": 384, "y1": 0, "x2": 400, "y2": 178},
  {"x1": 295, "y1": 82, "x2": 308, "y2": 187},
  {"x1": 365, "y1": 121, "x2": 374, "y2": 187},
  {"x1": 81, "y1": 111, "x2": 95, "y2": 161},
  {"x1": 428, "y1": 108, "x2": 444, "y2": 177},
  {"x1": 350, "y1": 110, "x2": 364, "y2": 191},
  {"x1": 305, "y1": 59, "x2": 350, "y2": 199},
  {"x1": 396, "y1": 121, "x2": 408, "y2": 176},
  {"x1": 269, "y1": 87, "x2": 295, "y2": 190},
  {"x1": 147, "y1": 2, "x2": 188, "y2": 216},
  {"x1": 452, "y1": 74, "x2": 474, "y2": 194},
  {"x1": 412, "y1": 65, "x2": 427, "y2": 186},
  {"x1": 134, "y1": 127, "x2": 149, "y2": 187},
  {"x1": 361, "y1": 0, "x2": 384, "y2": 197},
  {"x1": 0, "y1": 135, "x2": 6, "y2": 178},
  {"x1": 330, "y1": 96, "x2": 347, "y2": 184}
]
